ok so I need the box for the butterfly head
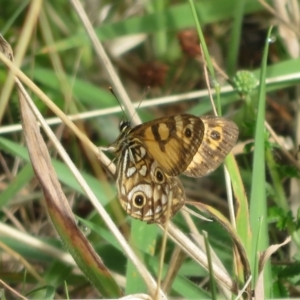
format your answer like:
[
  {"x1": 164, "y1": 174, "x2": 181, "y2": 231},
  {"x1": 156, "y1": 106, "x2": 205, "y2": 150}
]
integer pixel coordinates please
[
  {"x1": 105, "y1": 120, "x2": 133, "y2": 154},
  {"x1": 119, "y1": 120, "x2": 131, "y2": 132}
]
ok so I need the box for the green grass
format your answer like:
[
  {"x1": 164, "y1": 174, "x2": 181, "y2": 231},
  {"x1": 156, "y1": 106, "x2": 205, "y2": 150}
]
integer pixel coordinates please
[{"x1": 0, "y1": 0, "x2": 300, "y2": 299}]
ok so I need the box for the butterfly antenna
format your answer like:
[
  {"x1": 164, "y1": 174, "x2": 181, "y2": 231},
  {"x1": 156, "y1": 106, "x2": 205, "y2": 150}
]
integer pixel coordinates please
[
  {"x1": 109, "y1": 86, "x2": 127, "y2": 123},
  {"x1": 139, "y1": 86, "x2": 150, "y2": 109},
  {"x1": 109, "y1": 85, "x2": 150, "y2": 124},
  {"x1": 127, "y1": 86, "x2": 150, "y2": 123}
]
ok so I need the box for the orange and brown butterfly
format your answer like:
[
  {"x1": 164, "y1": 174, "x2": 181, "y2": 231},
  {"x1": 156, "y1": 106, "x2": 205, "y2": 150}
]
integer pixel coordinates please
[{"x1": 103, "y1": 114, "x2": 238, "y2": 224}]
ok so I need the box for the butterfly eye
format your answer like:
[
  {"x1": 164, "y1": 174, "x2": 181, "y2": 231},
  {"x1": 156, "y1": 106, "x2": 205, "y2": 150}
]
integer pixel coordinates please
[
  {"x1": 119, "y1": 120, "x2": 131, "y2": 132},
  {"x1": 154, "y1": 168, "x2": 165, "y2": 183},
  {"x1": 133, "y1": 192, "x2": 146, "y2": 208}
]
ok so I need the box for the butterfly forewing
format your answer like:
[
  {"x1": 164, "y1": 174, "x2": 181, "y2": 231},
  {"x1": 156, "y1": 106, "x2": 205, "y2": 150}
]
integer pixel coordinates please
[{"x1": 130, "y1": 114, "x2": 205, "y2": 176}]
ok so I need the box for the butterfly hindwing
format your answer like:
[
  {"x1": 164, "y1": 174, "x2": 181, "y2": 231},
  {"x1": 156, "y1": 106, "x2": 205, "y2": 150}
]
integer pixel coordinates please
[{"x1": 116, "y1": 140, "x2": 185, "y2": 224}]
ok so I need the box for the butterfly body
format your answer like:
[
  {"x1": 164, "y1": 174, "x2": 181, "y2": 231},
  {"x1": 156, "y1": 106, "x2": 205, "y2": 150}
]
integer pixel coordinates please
[{"x1": 106, "y1": 114, "x2": 238, "y2": 224}]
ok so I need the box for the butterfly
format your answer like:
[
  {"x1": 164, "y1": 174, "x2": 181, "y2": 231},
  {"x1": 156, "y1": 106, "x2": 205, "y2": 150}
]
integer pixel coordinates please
[{"x1": 104, "y1": 114, "x2": 239, "y2": 224}]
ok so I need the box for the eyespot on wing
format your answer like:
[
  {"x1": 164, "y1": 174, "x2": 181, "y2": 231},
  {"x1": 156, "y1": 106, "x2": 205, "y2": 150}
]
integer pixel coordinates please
[{"x1": 184, "y1": 116, "x2": 239, "y2": 177}]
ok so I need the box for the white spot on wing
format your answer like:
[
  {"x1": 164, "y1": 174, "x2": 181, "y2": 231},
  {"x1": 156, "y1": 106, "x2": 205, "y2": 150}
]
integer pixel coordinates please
[
  {"x1": 128, "y1": 148, "x2": 135, "y2": 163},
  {"x1": 127, "y1": 166, "x2": 136, "y2": 177},
  {"x1": 161, "y1": 194, "x2": 167, "y2": 205},
  {"x1": 139, "y1": 165, "x2": 147, "y2": 176},
  {"x1": 122, "y1": 150, "x2": 129, "y2": 174},
  {"x1": 155, "y1": 205, "x2": 162, "y2": 213},
  {"x1": 145, "y1": 209, "x2": 154, "y2": 217},
  {"x1": 121, "y1": 186, "x2": 126, "y2": 195},
  {"x1": 165, "y1": 185, "x2": 169, "y2": 193},
  {"x1": 128, "y1": 184, "x2": 153, "y2": 200},
  {"x1": 140, "y1": 147, "x2": 146, "y2": 158}
]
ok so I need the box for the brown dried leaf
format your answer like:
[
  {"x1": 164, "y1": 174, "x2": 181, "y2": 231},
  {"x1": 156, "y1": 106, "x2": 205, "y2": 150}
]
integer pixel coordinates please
[{"x1": 254, "y1": 237, "x2": 291, "y2": 300}]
